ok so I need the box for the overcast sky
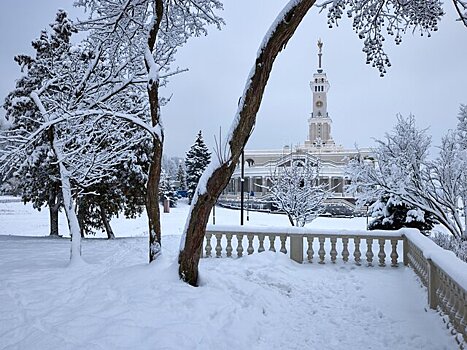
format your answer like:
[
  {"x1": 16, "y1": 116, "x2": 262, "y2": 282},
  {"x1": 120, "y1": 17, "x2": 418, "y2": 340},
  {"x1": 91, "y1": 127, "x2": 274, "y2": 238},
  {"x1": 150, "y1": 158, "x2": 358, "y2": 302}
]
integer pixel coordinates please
[{"x1": 1, "y1": 0, "x2": 466, "y2": 158}]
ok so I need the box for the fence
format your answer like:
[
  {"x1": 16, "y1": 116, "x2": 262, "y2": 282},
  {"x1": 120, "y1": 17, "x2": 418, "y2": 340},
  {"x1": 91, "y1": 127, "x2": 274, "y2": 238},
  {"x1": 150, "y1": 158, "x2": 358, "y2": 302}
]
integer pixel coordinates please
[{"x1": 203, "y1": 225, "x2": 467, "y2": 346}]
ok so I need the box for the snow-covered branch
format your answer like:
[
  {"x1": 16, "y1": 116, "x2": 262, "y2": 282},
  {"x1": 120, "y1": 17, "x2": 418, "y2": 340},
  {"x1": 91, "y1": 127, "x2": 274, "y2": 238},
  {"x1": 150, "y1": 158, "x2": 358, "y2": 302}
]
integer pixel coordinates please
[{"x1": 317, "y1": 0, "x2": 445, "y2": 76}]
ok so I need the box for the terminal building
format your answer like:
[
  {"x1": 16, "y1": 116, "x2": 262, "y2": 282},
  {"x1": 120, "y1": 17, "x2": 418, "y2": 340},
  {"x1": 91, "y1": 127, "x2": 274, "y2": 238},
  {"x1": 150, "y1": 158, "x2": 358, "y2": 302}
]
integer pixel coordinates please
[{"x1": 219, "y1": 40, "x2": 372, "y2": 216}]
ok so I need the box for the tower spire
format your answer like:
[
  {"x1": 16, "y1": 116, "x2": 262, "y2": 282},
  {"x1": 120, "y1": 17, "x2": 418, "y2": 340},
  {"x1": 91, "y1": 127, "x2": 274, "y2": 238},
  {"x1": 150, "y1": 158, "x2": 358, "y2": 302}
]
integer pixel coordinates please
[{"x1": 317, "y1": 38, "x2": 323, "y2": 73}]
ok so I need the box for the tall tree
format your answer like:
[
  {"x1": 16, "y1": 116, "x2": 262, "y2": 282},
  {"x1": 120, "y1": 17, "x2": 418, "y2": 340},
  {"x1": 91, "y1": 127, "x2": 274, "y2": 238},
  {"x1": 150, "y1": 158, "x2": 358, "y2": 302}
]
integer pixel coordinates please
[
  {"x1": 75, "y1": 0, "x2": 223, "y2": 262},
  {"x1": 185, "y1": 131, "x2": 211, "y2": 204},
  {"x1": 0, "y1": 11, "x2": 149, "y2": 262},
  {"x1": 0, "y1": 15, "x2": 70, "y2": 236}
]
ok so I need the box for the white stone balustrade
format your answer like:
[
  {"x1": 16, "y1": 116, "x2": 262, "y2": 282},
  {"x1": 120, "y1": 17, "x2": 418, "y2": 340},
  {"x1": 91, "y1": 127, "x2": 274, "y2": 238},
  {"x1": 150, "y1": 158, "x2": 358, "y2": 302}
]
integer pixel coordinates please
[
  {"x1": 203, "y1": 225, "x2": 466, "y2": 345},
  {"x1": 204, "y1": 225, "x2": 403, "y2": 266}
]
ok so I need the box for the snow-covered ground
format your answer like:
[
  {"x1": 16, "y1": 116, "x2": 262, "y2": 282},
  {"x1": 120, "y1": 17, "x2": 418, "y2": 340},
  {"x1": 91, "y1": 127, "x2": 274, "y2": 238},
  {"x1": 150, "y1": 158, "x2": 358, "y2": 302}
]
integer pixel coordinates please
[{"x1": 0, "y1": 198, "x2": 460, "y2": 349}]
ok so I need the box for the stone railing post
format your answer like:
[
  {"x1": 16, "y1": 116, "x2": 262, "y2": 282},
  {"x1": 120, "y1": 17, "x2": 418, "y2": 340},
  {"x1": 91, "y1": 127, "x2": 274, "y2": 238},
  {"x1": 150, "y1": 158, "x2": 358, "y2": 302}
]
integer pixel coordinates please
[
  {"x1": 427, "y1": 258, "x2": 439, "y2": 310},
  {"x1": 403, "y1": 236, "x2": 409, "y2": 266},
  {"x1": 290, "y1": 235, "x2": 303, "y2": 263}
]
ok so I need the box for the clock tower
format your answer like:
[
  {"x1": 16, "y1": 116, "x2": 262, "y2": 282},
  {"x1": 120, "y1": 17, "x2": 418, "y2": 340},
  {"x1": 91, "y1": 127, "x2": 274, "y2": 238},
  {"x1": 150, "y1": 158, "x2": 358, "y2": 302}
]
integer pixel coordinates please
[{"x1": 306, "y1": 39, "x2": 335, "y2": 147}]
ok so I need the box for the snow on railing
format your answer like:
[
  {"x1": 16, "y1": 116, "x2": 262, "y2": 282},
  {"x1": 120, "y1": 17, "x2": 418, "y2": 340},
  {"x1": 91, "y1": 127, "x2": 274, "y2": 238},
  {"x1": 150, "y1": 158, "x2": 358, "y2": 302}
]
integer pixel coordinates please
[
  {"x1": 403, "y1": 229, "x2": 466, "y2": 345},
  {"x1": 204, "y1": 225, "x2": 403, "y2": 266},
  {"x1": 203, "y1": 225, "x2": 466, "y2": 344}
]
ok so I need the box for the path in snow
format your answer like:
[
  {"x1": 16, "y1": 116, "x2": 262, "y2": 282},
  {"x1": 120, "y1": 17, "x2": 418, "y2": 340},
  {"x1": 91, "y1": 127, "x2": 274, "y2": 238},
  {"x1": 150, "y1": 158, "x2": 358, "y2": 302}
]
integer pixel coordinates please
[{"x1": 0, "y1": 198, "x2": 459, "y2": 349}]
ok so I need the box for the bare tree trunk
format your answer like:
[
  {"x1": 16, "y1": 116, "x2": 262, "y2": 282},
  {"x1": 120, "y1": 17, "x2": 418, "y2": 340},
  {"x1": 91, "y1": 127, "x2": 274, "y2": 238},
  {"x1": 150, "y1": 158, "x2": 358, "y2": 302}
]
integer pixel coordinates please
[
  {"x1": 179, "y1": 0, "x2": 315, "y2": 286},
  {"x1": 48, "y1": 189, "x2": 60, "y2": 236},
  {"x1": 99, "y1": 204, "x2": 115, "y2": 239},
  {"x1": 287, "y1": 213, "x2": 295, "y2": 227},
  {"x1": 146, "y1": 0, "x2": 164, "y2": 262}
]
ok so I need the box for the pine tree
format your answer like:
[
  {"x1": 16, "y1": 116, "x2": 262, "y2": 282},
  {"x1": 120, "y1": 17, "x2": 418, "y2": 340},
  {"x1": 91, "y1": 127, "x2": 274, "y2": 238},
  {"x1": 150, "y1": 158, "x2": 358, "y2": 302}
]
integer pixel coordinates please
[
  {"x1": 176, "y1": 163, "x2": 186, "y2": 190},
  {"x1": 1, "y1": 10, "x2": 77, "y2": 236},
  {"x1": 159, "y1": 170, "x2": 178, "y2": 208},
  {"x1": 185, "y1": 131, "x2": 211, "y2": 204},
  {"x1": 368, "y1": 194, "x2": 436, "y2": 234}
]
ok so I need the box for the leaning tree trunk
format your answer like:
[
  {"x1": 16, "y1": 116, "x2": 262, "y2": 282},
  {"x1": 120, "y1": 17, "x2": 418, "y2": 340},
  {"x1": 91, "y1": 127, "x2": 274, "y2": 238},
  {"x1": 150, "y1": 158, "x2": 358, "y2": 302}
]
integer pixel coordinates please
[
  {"x1": 99, "y1": 204, "x2": 115, "y2": 239},
  {"x1": 178, "y1": 0, "x2": 316, "y2": 286},
  {"x1": 145, "y1": 0, "x2": 165, "y2": 262}
]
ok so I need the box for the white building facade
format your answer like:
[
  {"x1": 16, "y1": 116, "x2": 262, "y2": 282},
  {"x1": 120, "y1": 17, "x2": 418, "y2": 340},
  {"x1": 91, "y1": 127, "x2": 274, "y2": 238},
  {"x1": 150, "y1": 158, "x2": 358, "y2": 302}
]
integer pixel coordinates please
[{"x1": 221, "y1": 41, "x2": 371, "y2": 215}]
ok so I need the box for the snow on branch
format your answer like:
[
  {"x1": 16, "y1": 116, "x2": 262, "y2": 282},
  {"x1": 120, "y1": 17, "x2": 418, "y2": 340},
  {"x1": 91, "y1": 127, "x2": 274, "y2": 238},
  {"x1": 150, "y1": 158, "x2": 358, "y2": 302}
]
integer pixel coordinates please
[
  {"x1": 267, "y1": 157, "x2": 330, "y2": 227},
  {"x1": 346, "y1": 111, "x2": 467, "y2": 239},
  {"x1": 317, "y1": 0, "x2": 444, "y2": 76}
]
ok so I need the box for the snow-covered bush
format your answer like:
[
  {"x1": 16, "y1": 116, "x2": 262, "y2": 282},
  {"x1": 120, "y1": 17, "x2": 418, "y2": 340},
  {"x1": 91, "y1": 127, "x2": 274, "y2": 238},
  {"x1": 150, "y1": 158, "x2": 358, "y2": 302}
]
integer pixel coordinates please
[{"x1": 431, "y1": 231, "x2": 467, "y2": 263}]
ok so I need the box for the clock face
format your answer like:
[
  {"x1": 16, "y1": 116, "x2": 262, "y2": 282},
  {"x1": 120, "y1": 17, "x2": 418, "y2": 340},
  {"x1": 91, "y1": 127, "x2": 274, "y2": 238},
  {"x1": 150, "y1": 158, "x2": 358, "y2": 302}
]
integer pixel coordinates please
[{"x1": 316, "y1": 100, "x2": 323, "y2": 108}]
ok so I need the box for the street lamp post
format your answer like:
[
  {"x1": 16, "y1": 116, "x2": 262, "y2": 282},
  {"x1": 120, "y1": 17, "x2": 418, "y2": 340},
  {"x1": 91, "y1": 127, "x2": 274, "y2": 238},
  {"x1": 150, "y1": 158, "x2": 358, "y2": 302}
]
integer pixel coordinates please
[
  {"x1": 247, "y1": 191, "x2": 250, "y2": 222},
  {"x1": 240, "y1": 150, "x2": 245, "y2": 225}
]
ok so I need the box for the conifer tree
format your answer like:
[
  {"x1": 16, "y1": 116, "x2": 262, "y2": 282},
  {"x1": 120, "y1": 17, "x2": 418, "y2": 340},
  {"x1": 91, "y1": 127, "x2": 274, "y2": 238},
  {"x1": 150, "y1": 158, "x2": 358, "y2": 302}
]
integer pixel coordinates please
[
  {"x1": 159, "y1": 170, "x2": 178, "y2": 208},
  {"x1": 1, "y1": 10, "x2": 76, "y2": 236},
  {"x1": 368, "y1": 194, "x2": 435, "y2": 234},
  {"x1": 176, "y1": 163, "x2": 186, "y2": 190},
  {"x1": 184, "y1": 131, "x2": 211, "y2": 204}
]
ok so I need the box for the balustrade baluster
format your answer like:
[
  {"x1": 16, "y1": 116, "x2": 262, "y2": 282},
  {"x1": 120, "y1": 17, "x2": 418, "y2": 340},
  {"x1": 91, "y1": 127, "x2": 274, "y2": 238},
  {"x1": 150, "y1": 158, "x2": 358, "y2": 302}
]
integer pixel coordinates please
[
  {"x1": 378, "y1": 238, "x2": 386, "y2": 267},
  {"x1": 390, "y1": 239, "x2": 399, "y2": 267},
  {"x1": 318, "y1": 237, "x2": 326, "y2": 264},
  {"x1": 330, "y1": 237, "x2": 337, "y2": 263},
  {"x1": 237, "y1": 234, "x2": 244, "y2": 257},
  {"x1": 269, "y1": 235, "x2": 276, "y2": 252},
  {"x1": 215, "y1": 233, "x2": 222, "y2": 257},
  {"x1": 342, "y1": 237, "x2": 349, "y2": 263},
  {"x1": 354, "y1": 237, "x2": 361, "y2": 266},
  {"x1": 366, "y1": 238, "x2": 374, "y2": 266},
  {"x1": 258, "y1": 234, "x2": 265, "y2": 253},
  {"x1": 459, "y1": 298, "x2": 467, "y2": 340},
  {"x1": 307, "y1": 236, "x2": 314, "y2": 263},
  {"x1": 448, "y1": 282, "x2": 457, "y2": 324},
  {"x1": 453, "y1": 286, "x2": 463, "y2": 331},
  {"x1": 280, "y1": 235, "x2": 287, "y2": 254},
  {"x1": 247, "y1": 234, "x2": 254, "y2": 255},
  {"x1": 226, "y1": 233, "x2": 233, "y2": 257},
  {"x1": 205, "y1": 232, "x2": 212, "y2": 257}
]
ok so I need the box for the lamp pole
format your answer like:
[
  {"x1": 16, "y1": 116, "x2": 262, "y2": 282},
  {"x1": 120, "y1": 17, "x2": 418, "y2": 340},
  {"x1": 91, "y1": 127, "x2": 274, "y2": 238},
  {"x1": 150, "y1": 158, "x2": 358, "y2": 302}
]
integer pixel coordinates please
[
  {"x1": 240, "y1": 150, "x2": 244, "y2": 225},
  {"x1": 247, "y1": 191, "x2": 250, "y2": 222}
]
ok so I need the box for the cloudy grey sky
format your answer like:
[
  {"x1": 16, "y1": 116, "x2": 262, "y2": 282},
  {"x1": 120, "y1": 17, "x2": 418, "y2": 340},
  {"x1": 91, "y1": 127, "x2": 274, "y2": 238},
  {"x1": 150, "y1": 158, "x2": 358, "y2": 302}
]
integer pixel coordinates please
[{"x1": 1, "y1": 0, "x2": 466, "y2": 157}]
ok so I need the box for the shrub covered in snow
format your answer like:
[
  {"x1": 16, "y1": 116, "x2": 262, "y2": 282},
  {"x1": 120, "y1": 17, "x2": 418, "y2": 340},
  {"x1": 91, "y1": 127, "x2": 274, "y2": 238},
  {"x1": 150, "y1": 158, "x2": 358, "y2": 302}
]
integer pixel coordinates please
[{"x1": 431, "y1": 231, "x2": 467, "y2": 263}]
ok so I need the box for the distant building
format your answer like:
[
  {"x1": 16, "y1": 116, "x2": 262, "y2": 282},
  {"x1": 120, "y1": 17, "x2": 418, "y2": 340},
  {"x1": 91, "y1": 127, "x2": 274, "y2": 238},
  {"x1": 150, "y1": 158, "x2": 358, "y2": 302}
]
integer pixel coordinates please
[{"x1": 220, "y1": 40, "x2": 372, "y2": 216}]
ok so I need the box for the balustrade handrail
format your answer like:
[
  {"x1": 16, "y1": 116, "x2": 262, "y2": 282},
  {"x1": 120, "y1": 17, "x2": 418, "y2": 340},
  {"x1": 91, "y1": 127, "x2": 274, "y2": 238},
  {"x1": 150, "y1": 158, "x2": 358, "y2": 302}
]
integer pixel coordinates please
[{"x1": 203, "y1": 225, "x2": 466, "y2": 344}]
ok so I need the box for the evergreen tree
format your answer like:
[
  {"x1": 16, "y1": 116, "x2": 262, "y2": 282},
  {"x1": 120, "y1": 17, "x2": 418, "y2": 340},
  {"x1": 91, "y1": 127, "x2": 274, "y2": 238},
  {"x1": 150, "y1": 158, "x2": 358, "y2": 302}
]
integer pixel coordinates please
[
  {"x1": 368, "y1": 193, "x2": 436, "y2": 234},
  {"x1": 159, "y1": 170, "x2": 178, "y2": 208},
  {"x1": 176, "y1": 163, "x2": 186, "y2": 190},
  {"x1": 77, "y1": 130, "x2": 151, "y2": 238},
  {"x1": 185, "y1": 131, "x2": 211, "y2": 204},
  {"x1": 1, "y1": 10, "x2": 77, "y2": 236}
]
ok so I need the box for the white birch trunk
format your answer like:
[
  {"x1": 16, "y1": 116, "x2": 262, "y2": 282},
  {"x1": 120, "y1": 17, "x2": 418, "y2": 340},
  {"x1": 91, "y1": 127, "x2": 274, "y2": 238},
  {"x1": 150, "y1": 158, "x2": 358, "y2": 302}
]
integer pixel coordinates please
[
  {"x1": 30, "y1": 91, "x2": 83, "y2": 262},
  {"x1": 54, "y1": 143, "x2": 82, "y2": 263}
]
